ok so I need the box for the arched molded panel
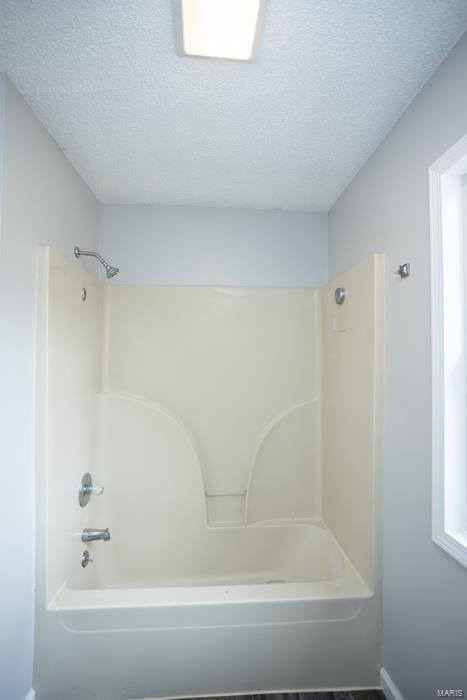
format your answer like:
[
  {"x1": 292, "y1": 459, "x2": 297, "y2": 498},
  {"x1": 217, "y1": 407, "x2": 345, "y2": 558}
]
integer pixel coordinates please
[
  {"x1": 95, "y1": 393, "x2": 207, "y2": 586},
  {"x1": 246, "y1": 400, "x2": 320, "y2": 524}
]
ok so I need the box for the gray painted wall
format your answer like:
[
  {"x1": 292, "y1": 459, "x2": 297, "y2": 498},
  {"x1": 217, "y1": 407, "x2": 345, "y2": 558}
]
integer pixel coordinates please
[
  {"x1": 0, "y1": 75, "x2": 99, "y2": 700},
  {"x1": 0, "y1": 76, "x2": 4, "y2": 257},
  {"x1": 99, "y1": 205, "x2": 328, "y2": 287},
  {"x1": 329, "y1": 32, "x2": 467, "y2": 700}
]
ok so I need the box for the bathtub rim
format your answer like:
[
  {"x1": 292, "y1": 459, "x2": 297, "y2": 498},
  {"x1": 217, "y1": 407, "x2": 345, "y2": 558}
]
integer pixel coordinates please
[{"x1": 49, "y1": 560, "x2": 372, "y2": 612}]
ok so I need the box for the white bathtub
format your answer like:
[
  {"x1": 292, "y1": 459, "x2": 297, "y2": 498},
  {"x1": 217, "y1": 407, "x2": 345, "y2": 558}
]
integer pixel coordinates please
[
  {"x1": 51, "y1": 523, "x2": 370, "y2": 609},
  {"x1": 36, "y1": 522, "x2": 380, "y2": 700}
]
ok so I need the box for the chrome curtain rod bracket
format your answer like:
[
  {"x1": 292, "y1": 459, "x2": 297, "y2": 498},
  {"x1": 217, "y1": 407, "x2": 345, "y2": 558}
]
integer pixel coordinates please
[{"x1": 395, "y1": 262, "x2": 411, "y2": 279}]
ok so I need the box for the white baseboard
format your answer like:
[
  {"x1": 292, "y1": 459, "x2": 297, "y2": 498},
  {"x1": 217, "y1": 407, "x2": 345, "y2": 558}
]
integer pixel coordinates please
[
  {"x1": 24, "y1": 689, "x2": 36, "y2": 700},
  {"x1": 381, "y1": 667, "x2": 404, "y2": 700}
]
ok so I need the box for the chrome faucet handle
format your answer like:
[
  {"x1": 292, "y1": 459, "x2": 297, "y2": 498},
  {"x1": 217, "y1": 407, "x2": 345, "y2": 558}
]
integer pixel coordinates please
[{"x1": 79, "y1": 472, "x2": 104, "y2": 507}]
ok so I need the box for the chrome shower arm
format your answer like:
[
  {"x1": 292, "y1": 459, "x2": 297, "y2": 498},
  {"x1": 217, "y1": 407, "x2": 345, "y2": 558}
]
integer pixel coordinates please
[
  {"x1": 74, "y1": 247, "x2": 119, "y2": 278},
  {"x1": 74, "y1": 246, "x2": 108, "y2": 267}
]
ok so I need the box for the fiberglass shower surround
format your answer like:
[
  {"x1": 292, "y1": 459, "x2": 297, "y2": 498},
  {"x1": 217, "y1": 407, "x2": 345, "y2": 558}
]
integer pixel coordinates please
[{"x1": 34, "y1": 246, "x2": 384, "y2": 700}]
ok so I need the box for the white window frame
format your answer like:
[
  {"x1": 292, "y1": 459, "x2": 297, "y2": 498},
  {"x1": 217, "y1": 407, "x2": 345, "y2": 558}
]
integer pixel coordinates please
[{"x1": 430, "y1": 133, "x2": 467, "y2": 568}]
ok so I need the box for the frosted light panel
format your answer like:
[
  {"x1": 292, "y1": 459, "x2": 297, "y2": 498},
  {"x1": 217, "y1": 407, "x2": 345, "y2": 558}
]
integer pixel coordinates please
[{"x1": 181, "y1": 0, "x2": 261, "y2": 60}]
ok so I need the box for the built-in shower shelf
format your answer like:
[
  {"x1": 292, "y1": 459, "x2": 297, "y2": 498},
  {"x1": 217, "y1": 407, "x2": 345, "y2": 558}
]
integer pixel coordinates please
[
  {"x1": 205, "y1": 490, "x2": 247, "y2": 525},
  {"x1": 205, "y1": 490, "x2": 247, "y2": 497}
]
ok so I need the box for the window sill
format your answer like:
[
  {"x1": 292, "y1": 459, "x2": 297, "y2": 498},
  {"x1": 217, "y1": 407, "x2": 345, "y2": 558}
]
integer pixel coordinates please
[{"x1": 434, "y1": 529, "x2": 467, "y2": 568}]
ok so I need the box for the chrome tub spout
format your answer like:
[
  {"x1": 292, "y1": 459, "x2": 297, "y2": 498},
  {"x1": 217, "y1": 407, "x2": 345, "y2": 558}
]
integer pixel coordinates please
[{"x1": 81, "y1": 528, "x2": 111, "y2": 542}]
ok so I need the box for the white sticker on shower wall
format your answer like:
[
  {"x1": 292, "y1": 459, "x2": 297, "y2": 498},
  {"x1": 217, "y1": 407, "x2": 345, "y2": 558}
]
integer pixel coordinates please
[{"x1": 102, "y1": 285, "x2": 321, "y2": 526}]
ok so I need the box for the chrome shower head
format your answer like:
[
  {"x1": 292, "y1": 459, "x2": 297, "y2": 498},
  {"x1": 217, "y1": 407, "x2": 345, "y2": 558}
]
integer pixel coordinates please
[
  {"x1": 104, "y1": 263, "x2": 119, "y2": 279},
  {"x1": 74, "y1": 247, "x2": 119, "y2": 279}
]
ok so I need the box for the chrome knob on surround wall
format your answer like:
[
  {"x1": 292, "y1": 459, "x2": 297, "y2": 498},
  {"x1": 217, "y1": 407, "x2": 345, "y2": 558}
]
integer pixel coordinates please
[
  {"x1": 79, "y1": 472, "x2": 104, "y2": 507},
  {"x1": 334, "y1": 287, "x2": 348, "y2": 305}
]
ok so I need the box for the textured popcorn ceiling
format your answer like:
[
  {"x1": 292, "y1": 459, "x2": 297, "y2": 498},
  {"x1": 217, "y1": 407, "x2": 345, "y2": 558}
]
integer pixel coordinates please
[{"x1": 0, "y1": 1, "x2": 466, "y2": 211}]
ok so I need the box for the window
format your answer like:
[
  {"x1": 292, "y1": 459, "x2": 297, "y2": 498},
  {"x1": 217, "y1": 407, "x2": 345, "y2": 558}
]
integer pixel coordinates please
[{"x1": 430, "y1": 133, "x2": 467, "y2": 567}]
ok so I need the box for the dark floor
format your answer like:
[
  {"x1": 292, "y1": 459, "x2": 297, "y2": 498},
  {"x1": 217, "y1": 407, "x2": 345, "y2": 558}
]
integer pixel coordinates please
[{"x1": 186, "y1": 692, "x2": 385, "y2": 700}]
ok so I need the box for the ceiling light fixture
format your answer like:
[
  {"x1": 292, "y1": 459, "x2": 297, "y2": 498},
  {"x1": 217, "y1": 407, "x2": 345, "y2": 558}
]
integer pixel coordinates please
[{"x1": 178, "y1": 0, "x2": 263, "y2": 62}]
